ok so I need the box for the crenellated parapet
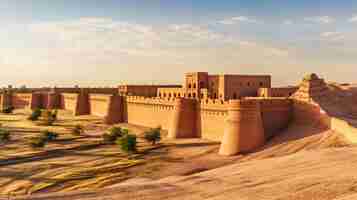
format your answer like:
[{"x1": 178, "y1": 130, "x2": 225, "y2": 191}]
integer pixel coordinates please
[
  {"x1": 125, "y1": 96, "x2": 176, "y2": 106},
  {"x1": 199, "y1": 99, "x2": 229, "y2": 113}
]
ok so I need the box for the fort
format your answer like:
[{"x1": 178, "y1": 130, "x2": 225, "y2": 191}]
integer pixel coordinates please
[{"x1": 1, "y1": 72, "x2": 356, "y2": 156}]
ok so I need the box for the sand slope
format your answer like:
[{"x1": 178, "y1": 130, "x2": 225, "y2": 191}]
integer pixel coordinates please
[
  {"x1": 7, "y1": 147, "x2": 357, "y2": 200},
  {"x1": 5, "y1": 120, "x2": 355, "y2": 200}
]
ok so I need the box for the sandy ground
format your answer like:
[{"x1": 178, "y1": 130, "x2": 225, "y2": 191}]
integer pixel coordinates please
[
  {"x1": 0, "y1": 110, "x2": 353, "y2": 199},
  {"x1": 0, "y1": 110, "x2": 237, "y2": 197},
  {"x1": 7, "y1": 147, "x2": 357, "y2": 200}
]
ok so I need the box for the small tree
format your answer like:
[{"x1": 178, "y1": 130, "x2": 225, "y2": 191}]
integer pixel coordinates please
[
  {"x1": 29, "y1": 137, "x2": 47, "y2": 148},
  {"x1": 41, "y1": 130, "x2": 58, "y2": 141},
  {"x1": 28, "y1": 108, "x2": 42, "y2": 121},
  {"x1": 144, "y1": 127, "x2": 161, "y2": 145},
  {"x1": 2, "y1": 106, "x2": 14, "y2": 114},
  {"x1": 116, "y1": 134, "x2": 137, "y2": 153},
  {"x1": 103, "y1": 127, "x2": 128, "y2": 144},
  {"x1": 71, "y1": 124, "x2": 84, "y2": 136},
  {"x1": 0, "y1": 129, "x2": 10, "y2": 143}
]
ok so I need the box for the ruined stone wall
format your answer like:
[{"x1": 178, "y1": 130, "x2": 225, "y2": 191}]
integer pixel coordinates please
[
  {"x1": 292, "y1": 99, "x2": 357, "y2": 143},
  {"x1": 292, "y1": 100, "x2": 327, "y2": 126}
]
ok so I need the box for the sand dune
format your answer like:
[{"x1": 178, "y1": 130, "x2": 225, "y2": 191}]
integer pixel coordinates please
[
  {"x1": 7, "y1": 146, "x2": 357, "y2": 200},
  {"x1": 5, "y1": 119, "x2": 355, "y2": 200}
]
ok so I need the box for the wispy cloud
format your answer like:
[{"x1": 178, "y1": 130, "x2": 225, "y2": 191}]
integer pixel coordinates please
[
  {"x1": 304, "y1": 16, "x2": 334, "y2": 24},
  {"x1": 167, "y1": 24, "x2": 223, "y2": 42},
  {"x1": 348, "y1": 15, "x2": 357, "y2": 22},
  {"x1": 283, "y1": 20, "x2": 293, "y2": 25},
  {"x1": 24, "y1": 17, "x2": 290, "y2": 70},
  {"x1": 218, "y1": 16, "x2": 259, "y2": 25},
  {"x1": 320, "y1": 31, "x2": 345, "y2": 41}
]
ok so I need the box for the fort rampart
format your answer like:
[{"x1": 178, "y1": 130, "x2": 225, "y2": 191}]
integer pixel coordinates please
[
  {"x1": 293, "y1": 100, "x2": 357, "y2": 142},
  {"x1": 4, "y1": 89, "x2": 356, "y2": 156},
  {"x1": 0, "y1": 91, "x2": 293, "y2": 155}
]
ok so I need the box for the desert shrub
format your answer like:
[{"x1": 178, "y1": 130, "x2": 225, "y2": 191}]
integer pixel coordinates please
[
  {"x1": 29, "y1": 137, "x2": 46, "y2": 148},
  {"x1": 71, "y1": 124, "x2": 84, "y2": 136},
  {"x1": 103, "y1": 127, "x2": 128, "y2": 144},
  {"x1": 2, "y1": 106, "x2": 14, "y2": 114},
  {"x1": 41, "y1": 110, "x2": 56, "y2": 126},
  {"x1": 28, "y1": 108, "x2": 42, "y2": 121},
  {"x1": 41, "y1": 130, "x2": 58, "y2": 141},
  {"x1": 116, "y1": 134, "x2": 137, "y2": 153},
  {"x1": 0, "y1": 129, "x2": 10, "y2": 143},
  {"x1": 51, "y1": 110, "x2": 58, "y2": 120},
  {"x1": 144, "y1": 127, "x2": 161, "y2": 145}
]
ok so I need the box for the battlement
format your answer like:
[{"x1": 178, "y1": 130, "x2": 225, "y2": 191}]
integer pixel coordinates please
[
  {"x1": 125, "y1": 96, "x2": 176, "y2": 106},
  {"x1": 199, "y1": 99, "x2": 228, "y2": 111}
]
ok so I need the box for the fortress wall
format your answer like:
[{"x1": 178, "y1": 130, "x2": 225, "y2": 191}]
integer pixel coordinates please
[
  {"x1": 292, "y1": 100, "x2": 328, "y2": 127},
  {"x1": 61, "y1": 92, "x2": 90, "y2": 115},
  {"x1": 60, "y1": 93, "x2": 79, "y2": 114},
  {"x1": 198, "y1": 100, "x2": 228, "y2": 141},
  {"x1": 169, "y1": 98, "x2": 198, "y2": 138},
  {"x1": 293, "y1": 99, "x2": 357, "y2": 143},
  {"x1": 31, "y1": 93, "x2": 44, "y2": 109},
  {"x1": 44, "y1": 93, "x2": 61, "y2": 109},
  {"x1": 12, "y1": 93, "x2": 32, "y2": 109},
  {"x1": 52, "y1": 88, "x2": 118, "y2": 94},
  {"x1": 125, "y1": 96, "x2": 175, "y2": 130},
  {"x1": 89, "y1": 94, "x2": 111, "y2": 117},
  {"x1": 219, "y1": 99, "x2": 265, "y2": 155},
  {"x1": 105, "y1": 95, "x2": 124, "y2": 124},
  {"x1": 259, "y1": 98, "x2": 293, "y2": 139}
]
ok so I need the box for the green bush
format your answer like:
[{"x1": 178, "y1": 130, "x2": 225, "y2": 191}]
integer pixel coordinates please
[
  {"x1": 2, "y1": 106, "x2": 14, "y2": 114},
  {"x1": 103, "y1": 127, "x2": 128, "y2": 144},
  {"x1": 41, "y1": 130, "x2": 58, "y2": 141},
  {"x1": 144, "y1": 127, "x2": 161, "y2": 145},
  {"x1": 116, "y1": 134, "x2": 137, "y2": 153},
  {"x1": 29, "y1": 137, "x2": 46, "y2": 148},
  {"x1": 28, "y1": 108, "x2": 42, "y2": 121},
  {"x1": 0, "y1": 129, "x2": 10, "y2": 143},
  {"x1": 71, "y1": 124, "x2": 84, "y2": 136}
]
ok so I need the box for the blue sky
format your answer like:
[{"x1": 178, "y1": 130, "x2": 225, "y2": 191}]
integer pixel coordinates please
[{"x1": 1, "y1": 0, "x2": 357, "y2": 87}]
